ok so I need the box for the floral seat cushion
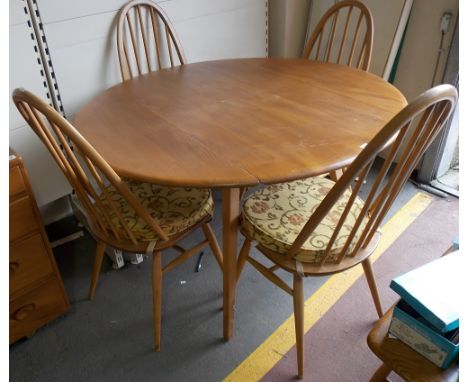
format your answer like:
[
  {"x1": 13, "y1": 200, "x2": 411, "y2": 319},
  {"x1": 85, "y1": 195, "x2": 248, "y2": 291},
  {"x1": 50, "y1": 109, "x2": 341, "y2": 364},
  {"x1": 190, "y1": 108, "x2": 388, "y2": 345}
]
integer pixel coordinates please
[
  {"x1": 98, "y1": 180, "x2": 214, "y2": 242},
  {"x1": 241, "y1": 177, "x2": 368, "y2": 264}
]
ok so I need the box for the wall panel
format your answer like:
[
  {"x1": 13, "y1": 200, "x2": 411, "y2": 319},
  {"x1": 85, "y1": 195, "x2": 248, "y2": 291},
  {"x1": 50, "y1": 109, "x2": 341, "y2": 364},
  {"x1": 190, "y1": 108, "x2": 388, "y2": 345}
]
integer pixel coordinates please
[{"x1": 38, "y1": 0, "x2": 268, "y2": 116}]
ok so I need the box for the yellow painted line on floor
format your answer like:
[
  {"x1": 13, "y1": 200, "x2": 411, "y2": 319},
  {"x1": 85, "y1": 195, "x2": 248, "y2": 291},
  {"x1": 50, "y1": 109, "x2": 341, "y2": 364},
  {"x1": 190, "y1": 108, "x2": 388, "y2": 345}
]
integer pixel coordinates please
[{"x1": 224, "y1": 192, "x2": 433, "y2": 382}]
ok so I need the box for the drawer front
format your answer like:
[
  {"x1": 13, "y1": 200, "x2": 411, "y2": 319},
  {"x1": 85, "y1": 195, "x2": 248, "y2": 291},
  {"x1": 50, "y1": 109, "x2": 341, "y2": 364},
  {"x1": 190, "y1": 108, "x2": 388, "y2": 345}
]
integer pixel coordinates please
[
  {"x1": 10, "y1": 277, "x2": 68, "y2": 344},
  {"x1": 10, "y1": 196, "x2": 39, "y2": 241},
  {"x1": 10, "y1": 234, "x2": 54, "y2": 295},
  {"x1": 10, "y1": 166, "x2": 25, "y2": 196}
]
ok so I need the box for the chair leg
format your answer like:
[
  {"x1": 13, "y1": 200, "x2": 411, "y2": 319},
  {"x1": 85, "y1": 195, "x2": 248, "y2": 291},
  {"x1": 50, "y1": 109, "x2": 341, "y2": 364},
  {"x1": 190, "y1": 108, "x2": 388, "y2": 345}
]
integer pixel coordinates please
[
  {"x1": 239, "y1": 186, "x2": 248, "y2": 201},
  {"x1": 153, "y1": 251, "x2": 163, "y2": 351},
  {"x1": 293, "y1": 273, "x2": 304, "y2": 379},
  {"x1": 362, "y1": 258, "x2": 384, "y2": 318},
  {"x1": 329, "y1": 168, "x2": 344, "y2": 182},
  {"x1": 236, "y1": 239, "x2": 251, "y2": 281},
  {"x1": 202, "y1": 223, "x2": 223, "y2": 270},
  {"x1": 88, "y1": 241, "x2": 106, "y2": 300}
]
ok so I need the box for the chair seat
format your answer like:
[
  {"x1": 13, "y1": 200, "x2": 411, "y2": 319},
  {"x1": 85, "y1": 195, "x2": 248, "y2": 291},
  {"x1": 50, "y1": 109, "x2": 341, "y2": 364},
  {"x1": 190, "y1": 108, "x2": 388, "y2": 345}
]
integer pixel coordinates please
[
  {"x1": 99, "y1": 180, "x2": 214, "y2": 242},
  {"x1": 241, "y1": 177, "x2": 368, "y2": 263}
]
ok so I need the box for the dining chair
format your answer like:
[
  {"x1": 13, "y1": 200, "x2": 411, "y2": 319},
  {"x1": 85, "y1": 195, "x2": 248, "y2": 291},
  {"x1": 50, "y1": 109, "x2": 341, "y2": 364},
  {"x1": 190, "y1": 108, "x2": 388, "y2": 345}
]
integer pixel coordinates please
[
  {"x1": 304, "y1": 0, "x2": 374, "y2": 181},
  {"x1": 303, "y1": 0, "x2": 373, "y2": 71},
  {"x1": 236, "y1": 84, "x2": 457, "y2": 379},
  {"x1": 12, "y1": 88, "x2": 223, "y2": 351},
  {"x1": 116, "y1": 0, "x2": 186, "y2": 81}
]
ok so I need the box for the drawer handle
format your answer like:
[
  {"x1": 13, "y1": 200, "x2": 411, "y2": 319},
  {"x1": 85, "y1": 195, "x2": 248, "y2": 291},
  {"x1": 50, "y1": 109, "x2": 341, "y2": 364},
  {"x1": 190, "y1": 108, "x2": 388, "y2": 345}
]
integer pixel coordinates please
[
  {"x1": 13, "y1": 304, "x2": 36, "y2": 321},
  {"x1": 9, "y1": 262, "x2": 20, "y2": 274}
]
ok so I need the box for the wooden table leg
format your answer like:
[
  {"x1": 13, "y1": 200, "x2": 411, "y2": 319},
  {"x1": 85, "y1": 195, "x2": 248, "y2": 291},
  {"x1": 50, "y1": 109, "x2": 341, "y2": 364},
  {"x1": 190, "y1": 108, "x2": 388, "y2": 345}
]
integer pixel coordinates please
[{"x1": 222, "y1": 187, "x2": 240, "y2": 341}]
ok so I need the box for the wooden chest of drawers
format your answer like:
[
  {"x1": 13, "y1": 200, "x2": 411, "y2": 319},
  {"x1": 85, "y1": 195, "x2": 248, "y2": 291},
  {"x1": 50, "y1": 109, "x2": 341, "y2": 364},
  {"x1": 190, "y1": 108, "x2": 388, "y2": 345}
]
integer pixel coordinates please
[{"x1": 9, "y1": 149, "x2": 69, "y2": 344}]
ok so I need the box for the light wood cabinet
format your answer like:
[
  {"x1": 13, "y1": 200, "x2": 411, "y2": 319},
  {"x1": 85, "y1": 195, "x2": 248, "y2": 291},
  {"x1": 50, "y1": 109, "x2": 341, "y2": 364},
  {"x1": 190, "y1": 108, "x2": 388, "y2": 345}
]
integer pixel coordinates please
[{"x1": 9, "y1": 148, "x2": 69, "y2": 344}]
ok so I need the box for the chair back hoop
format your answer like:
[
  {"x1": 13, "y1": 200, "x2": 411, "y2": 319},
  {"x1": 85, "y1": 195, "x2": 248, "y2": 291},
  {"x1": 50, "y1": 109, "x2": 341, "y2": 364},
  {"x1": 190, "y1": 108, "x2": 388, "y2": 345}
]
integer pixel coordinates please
[
  {"x1": 286, "y1": 84, "x2": 458, "y2": 264},
  {"x1": 117, "y1": 0, "x2": 186, "y2": 81},
  {"x1": 12, "y1": 88, "x2": 170, "y2": 245},
  {"x1": 303, "y1": 0, "x2": 374, "y2": 71}
]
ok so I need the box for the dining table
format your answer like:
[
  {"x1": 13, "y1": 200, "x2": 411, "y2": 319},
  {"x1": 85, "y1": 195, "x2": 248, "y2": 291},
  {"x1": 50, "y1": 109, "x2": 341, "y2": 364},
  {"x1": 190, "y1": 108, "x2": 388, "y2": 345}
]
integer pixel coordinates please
[{"x1": 73, "y1": 58, "x2": 407, "y2": 341}]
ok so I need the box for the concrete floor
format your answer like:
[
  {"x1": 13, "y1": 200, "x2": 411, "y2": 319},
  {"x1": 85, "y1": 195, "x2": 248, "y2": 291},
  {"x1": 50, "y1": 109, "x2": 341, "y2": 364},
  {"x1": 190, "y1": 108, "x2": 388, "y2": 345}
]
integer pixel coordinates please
[
  {"x1": 10, "y1": 167, "x2": 432, "y2": 382},
  {"x1": 437, "y1": 169, "x2": 459, "y2": 191}
]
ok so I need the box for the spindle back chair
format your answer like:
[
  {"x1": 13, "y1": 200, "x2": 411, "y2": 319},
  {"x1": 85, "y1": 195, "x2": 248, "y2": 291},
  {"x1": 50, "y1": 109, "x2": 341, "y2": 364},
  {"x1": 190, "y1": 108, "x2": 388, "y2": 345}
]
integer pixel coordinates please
[
  {"x1": 13, "y1": 88, "x2": 223, "y2": 351},
  {"x1": 303, "y1": 0, "x2": 373, "y2": 71},
  {"x1": 237, "y1": 84, "x2": 458, "y2": 379},
  {"x1": 117, "y1": 0, "x2": 186, "y2": 81},
  {"x1": 14, "y1": 90, "x2": 167, "y2": 250},
  {"x1": 303, "y1": 0, "x2": 374, "y2": 181}
]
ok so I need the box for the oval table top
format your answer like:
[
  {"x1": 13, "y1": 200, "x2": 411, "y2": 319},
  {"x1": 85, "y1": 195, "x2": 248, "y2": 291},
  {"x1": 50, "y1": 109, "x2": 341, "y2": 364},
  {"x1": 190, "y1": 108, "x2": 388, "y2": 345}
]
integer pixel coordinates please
[{"x1": 74, "y1": 58, "x2": 407, "y2": 188}]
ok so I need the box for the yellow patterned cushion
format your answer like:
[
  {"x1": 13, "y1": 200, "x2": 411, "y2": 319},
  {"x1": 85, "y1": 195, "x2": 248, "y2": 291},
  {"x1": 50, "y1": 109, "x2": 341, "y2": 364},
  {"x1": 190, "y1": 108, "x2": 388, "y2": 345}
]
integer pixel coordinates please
[
  {"x1": 241, "y1": 177, "x2": 368, "y2": 263},
  {"x1": 98, "y1": 180, "x2": 214, "y2": 242}
]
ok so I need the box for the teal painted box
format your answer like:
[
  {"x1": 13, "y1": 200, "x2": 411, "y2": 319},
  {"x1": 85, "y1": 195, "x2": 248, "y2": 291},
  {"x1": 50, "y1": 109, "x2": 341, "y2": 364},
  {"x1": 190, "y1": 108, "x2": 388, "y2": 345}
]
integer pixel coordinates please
[
  {"x1": 389, "y1": 299, "x2": 459, "y2": 369},
  {"x1": 390, "y1": 251, "x2": 460, "y2": 333}
]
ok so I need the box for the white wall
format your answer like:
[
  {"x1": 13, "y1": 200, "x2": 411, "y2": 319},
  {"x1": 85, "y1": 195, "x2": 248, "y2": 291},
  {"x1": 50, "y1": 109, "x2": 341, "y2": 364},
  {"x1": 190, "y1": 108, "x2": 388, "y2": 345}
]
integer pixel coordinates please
[{"x1": 392, "y1": 0, "x2": 458, "y2": 100}]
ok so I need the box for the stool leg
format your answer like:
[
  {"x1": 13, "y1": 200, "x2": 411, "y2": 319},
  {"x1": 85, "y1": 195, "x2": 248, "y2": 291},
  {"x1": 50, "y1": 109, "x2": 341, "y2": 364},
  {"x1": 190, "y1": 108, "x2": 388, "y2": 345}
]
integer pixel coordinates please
[{"x1": 369, "y1": 363, "x2": 392, "y2": 382}]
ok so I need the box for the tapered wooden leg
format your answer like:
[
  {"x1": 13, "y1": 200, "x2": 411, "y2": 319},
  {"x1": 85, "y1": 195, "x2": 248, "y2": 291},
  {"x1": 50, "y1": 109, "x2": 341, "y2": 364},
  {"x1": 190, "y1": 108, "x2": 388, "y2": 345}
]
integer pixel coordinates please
[
  {"x1": 236, "y1": 239, "x2": 251, "y2": 281},
  {"x1": 153, "y1": 251, "x2": 163, "y2": 351},
  {"x1": 88, "y1": 241, "x2": 106, "y2": 300},
  {"x1": 293, "y1": 273, "x2": 304, "y2": 379},
  {"x1": 362, "y1": 258, "x2": 383, "y2": 318},
  {"x1": 202, "y1": 223, "x2": 224, "y2": 270},
  {"x1": 369, "y1": 363, "x2": 392, "y2": 382},
  {"x1": 329, "y1": 168, "x2": 344, "y2": 182},
  {"x1": 222, "y1": 187, "x2": 240, "y2": 341}
]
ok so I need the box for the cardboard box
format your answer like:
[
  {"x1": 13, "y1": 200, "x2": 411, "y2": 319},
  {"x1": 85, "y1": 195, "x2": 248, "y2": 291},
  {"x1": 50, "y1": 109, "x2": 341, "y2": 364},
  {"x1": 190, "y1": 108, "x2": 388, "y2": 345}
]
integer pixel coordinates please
[{"x1": 389, "y1": 300, "x2": 459, "y2": 369}]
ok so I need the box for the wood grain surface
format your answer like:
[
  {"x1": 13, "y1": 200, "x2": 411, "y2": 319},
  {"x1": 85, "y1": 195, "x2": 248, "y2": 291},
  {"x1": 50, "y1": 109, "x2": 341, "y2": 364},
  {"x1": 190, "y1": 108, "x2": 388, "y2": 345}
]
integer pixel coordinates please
[{"x1": 74, "y1": 58, "x2": 407, "y2": 188}]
